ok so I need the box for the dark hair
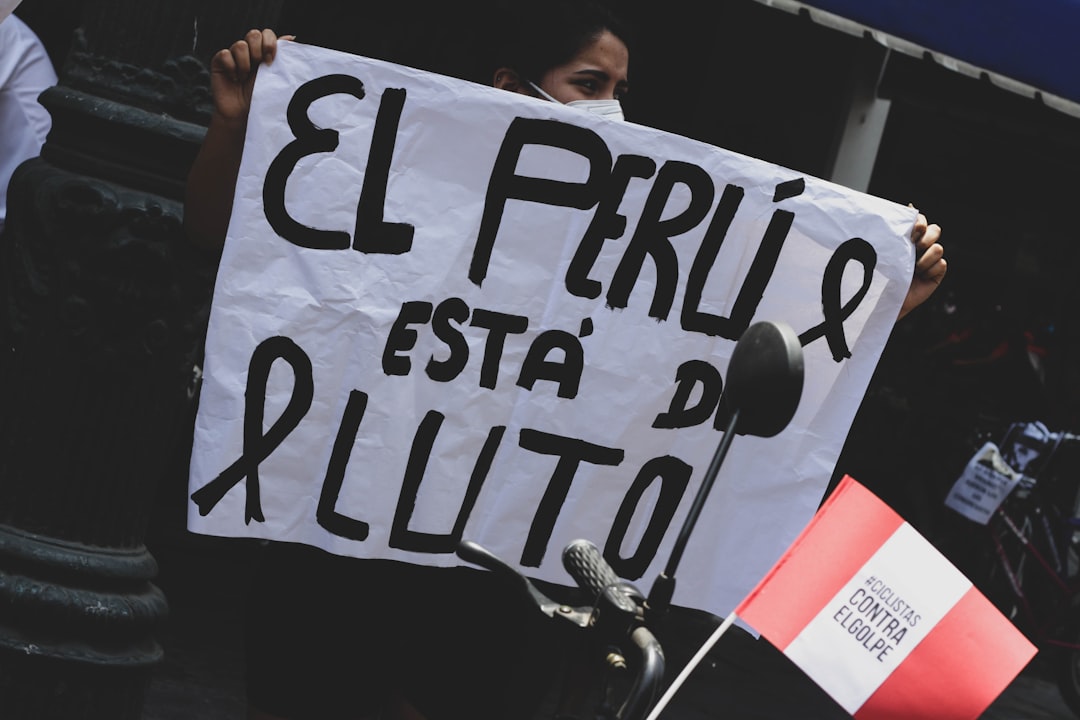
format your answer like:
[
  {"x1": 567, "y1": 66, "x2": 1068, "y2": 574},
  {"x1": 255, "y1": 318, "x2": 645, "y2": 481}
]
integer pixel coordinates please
[{"x1": 489, "y1": 0, "x2": 633, "y2": 82}]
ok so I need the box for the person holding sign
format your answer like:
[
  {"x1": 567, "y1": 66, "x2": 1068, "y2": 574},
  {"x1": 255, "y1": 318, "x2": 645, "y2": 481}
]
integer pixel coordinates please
[
  {"x1": 184, "y1": 6, "x2": 947, "y2": 720},
  {"x1": 187, "y1": 14, "x2": 642, "y2": 720}
]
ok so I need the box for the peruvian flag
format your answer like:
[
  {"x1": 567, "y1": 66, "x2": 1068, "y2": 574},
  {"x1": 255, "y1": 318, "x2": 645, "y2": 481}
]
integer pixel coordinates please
[{"x1": 736, "y1": 475, "x2": 1037, "y2": 719}]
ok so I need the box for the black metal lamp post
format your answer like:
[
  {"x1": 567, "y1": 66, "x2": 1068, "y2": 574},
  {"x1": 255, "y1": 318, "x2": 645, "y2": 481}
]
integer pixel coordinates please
[{"x1": 0, "y1": 3, "x2": 280, "y2": 717}]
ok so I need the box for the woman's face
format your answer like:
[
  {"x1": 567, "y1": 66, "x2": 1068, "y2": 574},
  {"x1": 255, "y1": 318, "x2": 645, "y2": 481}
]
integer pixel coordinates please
[
  {"x1": 494, "y1": 29, "x2": 630, "y2": 104},
  {"x1": 537, "y1": 30, "x2": 629, "y2": 103}
]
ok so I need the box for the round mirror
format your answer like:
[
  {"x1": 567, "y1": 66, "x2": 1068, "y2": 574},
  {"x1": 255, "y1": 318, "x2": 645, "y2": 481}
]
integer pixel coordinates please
[{"x1": 723, "y1": 321, "x2": 804, "y2": 437}]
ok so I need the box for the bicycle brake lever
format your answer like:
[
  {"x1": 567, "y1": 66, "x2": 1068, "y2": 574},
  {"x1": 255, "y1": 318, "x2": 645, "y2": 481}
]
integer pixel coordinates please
[{"x1": 457, "y1": 540, "x2": 591, "y2": 626}]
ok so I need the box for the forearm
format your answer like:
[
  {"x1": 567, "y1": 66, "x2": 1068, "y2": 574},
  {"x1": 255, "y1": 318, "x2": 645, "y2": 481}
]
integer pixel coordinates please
[{"x1": 184, "y1": 112, "x2": 247, "y2": 252}]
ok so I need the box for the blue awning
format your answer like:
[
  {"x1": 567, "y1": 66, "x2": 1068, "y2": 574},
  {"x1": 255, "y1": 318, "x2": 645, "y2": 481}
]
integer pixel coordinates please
[{"x1": 752, "y1": 0, "x2": 1080, "y2": 116}]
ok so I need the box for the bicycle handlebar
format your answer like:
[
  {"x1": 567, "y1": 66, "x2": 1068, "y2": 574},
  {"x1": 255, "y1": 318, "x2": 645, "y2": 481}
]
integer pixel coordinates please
[
  {"x1": 562, "y1": 539, "x2": 641, "y2": 617},
  {"x1": 622, "y1": 626, "x2": 665, "y2": 720},
  {"x1": 563, "y1": 539, "x2": 620, "y2": 592},
  {"x1": 561, "y1": 540, "x2": 662, "y2": 720},
  {"x1": 456, "y1": 539, "x2": 665, "y2": 720}
]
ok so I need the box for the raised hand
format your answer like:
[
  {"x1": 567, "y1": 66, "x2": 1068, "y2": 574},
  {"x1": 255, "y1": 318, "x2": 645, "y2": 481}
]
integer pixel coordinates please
[
  {"x1": 210, "y1": 28, "x2": 293, "y2": 124},
  {"x1": 899, "y1": 210, "x2": 946, "y2": 320}
]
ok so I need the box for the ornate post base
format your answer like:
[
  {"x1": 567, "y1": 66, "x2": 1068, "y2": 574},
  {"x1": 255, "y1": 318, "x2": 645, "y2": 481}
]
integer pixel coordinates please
[{"x1": 0, "y1": 529, "x2": 165, "y2": 720}]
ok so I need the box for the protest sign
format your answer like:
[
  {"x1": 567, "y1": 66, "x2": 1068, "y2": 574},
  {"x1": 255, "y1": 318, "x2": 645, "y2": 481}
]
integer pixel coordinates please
[
  {"x1": 946, "y1": 422, "x2": 1067, "y2": 524},
  {"x1": 735, "y1": 476, "x2": 1036, "y2": 719},
  {"x1": 945, "y1": 441, "x2": 1024, "y2": 524},
  {"x1": 188, "y1": 41, "x2": 916, "y2": 615}
]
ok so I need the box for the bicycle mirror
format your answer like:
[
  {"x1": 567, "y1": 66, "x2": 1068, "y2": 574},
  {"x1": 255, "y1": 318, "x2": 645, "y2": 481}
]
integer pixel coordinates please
[{"x1": 722, "y1": 320, "x2": 804, "y2": 438}]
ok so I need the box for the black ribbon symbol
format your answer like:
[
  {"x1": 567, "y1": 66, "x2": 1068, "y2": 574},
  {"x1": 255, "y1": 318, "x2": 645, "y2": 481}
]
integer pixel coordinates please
[
  {"x1": 798, "y1": 238, "x2": 877, "y2": 362},
  {"x1": 191, "y1": 336, "x2": 314, "y2": 523}
]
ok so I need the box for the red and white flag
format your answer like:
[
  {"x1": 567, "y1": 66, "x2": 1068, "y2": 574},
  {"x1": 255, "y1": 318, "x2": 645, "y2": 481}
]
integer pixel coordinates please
[{"x1": 736, "y1": 475, "x2": 1037, "y2": 719}]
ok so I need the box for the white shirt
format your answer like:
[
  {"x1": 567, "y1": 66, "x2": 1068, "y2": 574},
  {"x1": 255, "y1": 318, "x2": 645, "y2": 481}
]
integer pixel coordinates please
[{"x1": 0, "y1": 14, "x2": 57, "y2": 234}]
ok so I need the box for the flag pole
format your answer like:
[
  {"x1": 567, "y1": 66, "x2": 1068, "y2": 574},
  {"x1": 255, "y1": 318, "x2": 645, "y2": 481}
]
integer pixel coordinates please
[{"x1": 644, "y1": 610, "x2": 740, "y2": 720}]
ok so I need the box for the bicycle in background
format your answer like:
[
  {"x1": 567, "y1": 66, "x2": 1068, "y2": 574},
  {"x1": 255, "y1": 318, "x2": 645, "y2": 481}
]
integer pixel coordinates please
[{"x1": 944, "y1": 421, "x2": 1080, "y2": 717}]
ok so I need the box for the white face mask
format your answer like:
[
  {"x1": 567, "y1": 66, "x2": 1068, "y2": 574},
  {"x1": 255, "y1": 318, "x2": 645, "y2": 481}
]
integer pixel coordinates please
[{"x1": 529, "y1": 81, "x2": 625, "y2": 121}]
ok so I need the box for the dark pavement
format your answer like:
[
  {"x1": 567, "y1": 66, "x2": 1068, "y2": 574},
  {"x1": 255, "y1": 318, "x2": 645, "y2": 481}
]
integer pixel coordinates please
[{"x1": 141, "y1": 533, "x2": 1078, "y2": 720}]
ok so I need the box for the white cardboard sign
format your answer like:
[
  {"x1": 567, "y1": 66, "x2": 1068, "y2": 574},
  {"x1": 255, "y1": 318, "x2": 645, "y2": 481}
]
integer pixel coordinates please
[
  {"x1": 945, "y1": 441, "x2": 1024, "y2": 524},
  {"x1": 188, "y1": 41, "x2": 915, "y2": 615}
]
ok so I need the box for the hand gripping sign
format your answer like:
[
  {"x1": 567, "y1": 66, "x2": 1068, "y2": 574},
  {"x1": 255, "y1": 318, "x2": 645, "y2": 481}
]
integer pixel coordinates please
[{"x1": 188, "y1": 41, "x2": 916, "y2": 616}]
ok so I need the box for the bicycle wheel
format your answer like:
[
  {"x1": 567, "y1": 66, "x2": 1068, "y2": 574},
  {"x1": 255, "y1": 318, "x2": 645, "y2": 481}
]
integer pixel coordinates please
[
  {"x1": 972, "y1": 515, "x2": 1027, "y2": 621},
  {"x1": 1056, "y1": 602, "x2": 1080, "y2": 719}
]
